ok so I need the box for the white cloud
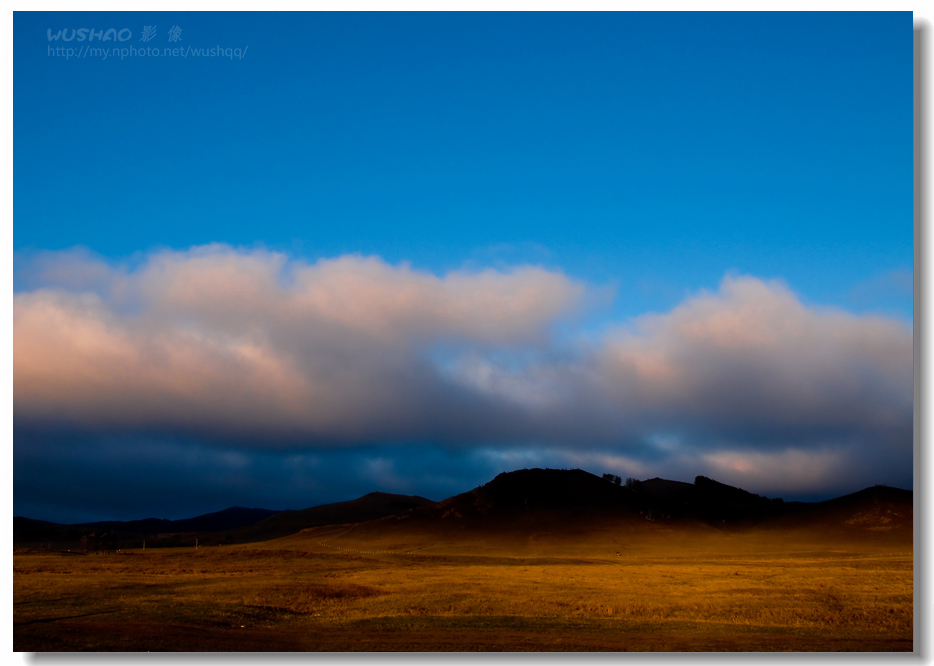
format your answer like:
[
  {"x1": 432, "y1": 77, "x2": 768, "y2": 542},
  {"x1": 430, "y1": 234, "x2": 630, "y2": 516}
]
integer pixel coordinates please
[
  {"x1": 14, "y1": 245, "x2": 587, "y2": 440},
  {"x1": 14, "y1": 246, "x2": 913, "y2": 495}
]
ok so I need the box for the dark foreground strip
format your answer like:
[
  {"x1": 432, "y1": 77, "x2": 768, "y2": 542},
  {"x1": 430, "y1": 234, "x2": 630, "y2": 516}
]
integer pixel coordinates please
[{"x1": 14, "y1": 617, "x2": 913, "y2": 652}]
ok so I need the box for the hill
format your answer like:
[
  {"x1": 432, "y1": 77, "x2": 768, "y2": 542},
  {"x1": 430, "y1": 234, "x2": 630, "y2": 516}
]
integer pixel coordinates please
[
  {"x1": 81, "y1": 506, "x2": 281, "y2": 535},
  {"x1": 270, "y1": 469, "x2": 911, "y2": 561},
  {"x1": 13, "y1": 506, "x2": 278, "y2": 549},
  {"x1": 350, "y1": 468, "x2": 913, "y2": 553},
  {"x1": 14, "y1": 469, "x2": 913, "y2": 551},
  {"x1": 776, "y1": 484, "x2": 913, "y2": 535},
  {"x1": 423, "y1": 468, "x2": 635, "y2": 520},
  {"x1": 13, "y1": 492, "x2": 434, "y2": 549},
  {"x1": 215, "y1": 492, "x2": 435, "y2": 545},
  {"x1": 407, "y1": 468, "x2": 788, "y2": 527}
]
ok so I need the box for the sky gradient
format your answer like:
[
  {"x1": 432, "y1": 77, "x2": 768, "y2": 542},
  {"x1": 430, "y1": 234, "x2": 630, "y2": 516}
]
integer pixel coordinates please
[{"x1": 14, "y1": 12, "x2": 913, "y2": 523}]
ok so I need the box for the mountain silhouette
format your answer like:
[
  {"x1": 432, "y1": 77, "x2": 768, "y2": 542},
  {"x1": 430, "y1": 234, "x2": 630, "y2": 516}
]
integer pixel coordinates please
[
  {"x1": 85, "y1": 506, "x2": 280, "y2": 534},
  {"x1": 408, "y1": 469, "x2": 782, "y2": 525},
  {"x1": 13, "y1": 469, "x2": 912, "y2": 550},
  {"x1": 14, "y1": 492, "x2": 434, "y2": 549},
  {"x1": 429, "y1": 468, "x2": 634, "y2": 518},
  {"x1": 13, "y1": 507, "x2": 278, "y2": 548},
  {"x1": 218, "y1": 491, "x2": 435, "y2": 545}
]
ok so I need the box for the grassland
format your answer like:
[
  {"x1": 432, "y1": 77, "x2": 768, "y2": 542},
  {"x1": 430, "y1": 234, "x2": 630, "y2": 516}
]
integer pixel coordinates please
[{"x1": 13, "y1": 518, "x2": 913, "y2": 652}]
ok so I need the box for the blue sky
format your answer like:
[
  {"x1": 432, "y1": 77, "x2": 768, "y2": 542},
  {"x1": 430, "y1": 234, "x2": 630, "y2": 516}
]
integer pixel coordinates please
[
  {"x1": 16, "y1": 12, "x2": 912, "y2": 318},
  {"x1": 13, "y1": 12, "x2": 913, "y2": 522}
]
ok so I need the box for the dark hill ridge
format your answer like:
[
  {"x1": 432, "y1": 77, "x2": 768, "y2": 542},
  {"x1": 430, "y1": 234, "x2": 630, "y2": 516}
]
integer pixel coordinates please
[
  {"x1": 83, "y1": 506, "x2": 280, "y2": 535},
  {"x1": 14, "y1": 469, "x2": 912, "y2": 549},
  {"x1": 778, "y1": 484, "x2": 913, "y2": 533},
  {"x1": 221, "y1": 492, "x2": 435, "y2": 545},
  {"x1": 14, "y1": 492, "x2": 434, "y2": 548},
  {"x1": 414, "y1": 468, "x2": 781, "y2": 522},
  {"x1": 431, "y1": 468, "x2": 633, "y2": 518},
  {"x1": 407, "y1": 468, "x2": 911, "y2": 534},
  {"x1": 13, "y1": 507, "x2": 279, "y2": 548},
  {"x1": 607, "y1": 475, "x2": 788, "y2": 524}
]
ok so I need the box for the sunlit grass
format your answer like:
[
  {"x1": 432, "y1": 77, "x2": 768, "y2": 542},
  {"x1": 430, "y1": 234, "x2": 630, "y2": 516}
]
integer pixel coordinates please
[{"x1": 14, "y1": 523, "x2": 912, "y2": 651}]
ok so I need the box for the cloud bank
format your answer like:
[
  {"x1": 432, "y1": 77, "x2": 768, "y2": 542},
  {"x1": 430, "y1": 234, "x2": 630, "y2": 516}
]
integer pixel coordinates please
[{"x1": 14, "y1": 246, "x2": 913, "y2": 517}]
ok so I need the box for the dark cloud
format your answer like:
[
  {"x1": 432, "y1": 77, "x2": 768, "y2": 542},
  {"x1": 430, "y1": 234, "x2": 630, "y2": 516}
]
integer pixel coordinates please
[
  {"x1": 15, "y1": 429, "x2": 912, "y2": 524},
  {"x1": 13, "y1": 431, "x2": 512, "y2": 523}
]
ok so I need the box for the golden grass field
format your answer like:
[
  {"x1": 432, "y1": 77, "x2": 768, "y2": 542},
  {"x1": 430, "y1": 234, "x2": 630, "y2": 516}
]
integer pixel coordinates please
[{"x1": 13, "y1": 516, "x2": 913, "y2": 652}]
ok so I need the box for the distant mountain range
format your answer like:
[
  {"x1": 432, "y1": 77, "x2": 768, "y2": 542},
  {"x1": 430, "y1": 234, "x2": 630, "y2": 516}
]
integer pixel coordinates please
[
  {"x1": 14, "y1": 492, "x2": 435, "y2": 549},
  {"x1": 410, "y1": 468, "x2": 911, "y2": 534},
  {"x1": 13, "y1": 468, "x2": 912, "y2": 550}
]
